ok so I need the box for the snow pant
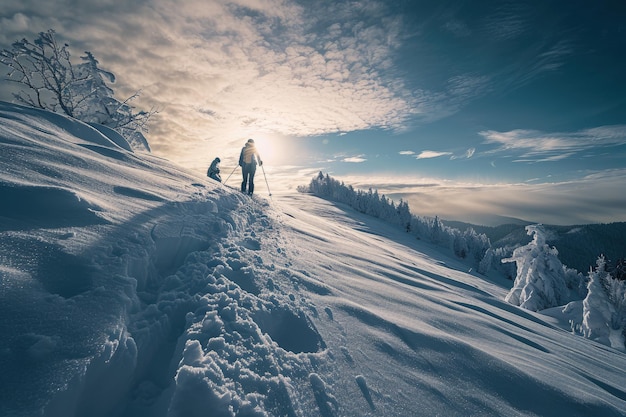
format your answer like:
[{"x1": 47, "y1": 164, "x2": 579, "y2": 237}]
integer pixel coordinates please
[{"x1": 241, "y1": 163, "x2": 257, "y2": 194}]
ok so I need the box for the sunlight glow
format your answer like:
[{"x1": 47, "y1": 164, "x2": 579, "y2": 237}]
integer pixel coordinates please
[
  {"x1": 250, "y1": 136, "x2": 276, "y2": 165},
  {"x1": 244, "y1": 133, "x2": 303, "y2": 167}
]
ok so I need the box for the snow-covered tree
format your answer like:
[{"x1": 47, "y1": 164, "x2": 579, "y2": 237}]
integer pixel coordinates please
[
  {"x1": 477, "y1": 246, "x2": 517, "y2": 277},
  {"x1": 478, "y1": 247, "x2": 495, "y2": 275},
  {"x1": 0, "y1": 29, "x2": 154, "y2": 151},
  {"x1": 503, "y1": 224, "x2": 576, "y2": 311},
  {"x1": 580, "y1": 256, "x2": 626, "y2": 350},
  {"x1": 396, "y1": 200, "x2": 411, "y2": 232},
  {"x1": 464, "y1": 228, "x2": 491, "y2": 264},
  {"x1": 73, "y1": 52, "x2": 153, "y2": 151},
  {"x1": 607, "y1": 257, "x2": 626, "y2": 281},
  {"x1": 431, "y1": 216, "x2": 443, "y2": 244}
]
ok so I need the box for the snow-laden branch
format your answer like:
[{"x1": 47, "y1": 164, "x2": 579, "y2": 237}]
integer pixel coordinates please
[{"x1": 0, "y1": 29, "x2": 155, "y2": 151}]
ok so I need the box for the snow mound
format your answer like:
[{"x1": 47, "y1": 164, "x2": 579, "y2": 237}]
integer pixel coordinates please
[
  {"x1": 0, "y1": 101, "x2": 128, "y2": 151},
  {"x1": 0, "y1": 183, "x2": 105, "y2": 231},
  {"x1": 88, "y1": 122, "x2": 134, "y2": 152}
]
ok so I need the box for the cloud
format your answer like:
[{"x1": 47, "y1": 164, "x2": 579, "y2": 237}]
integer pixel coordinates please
[
  {"x1": 493, "y1": 39, "x2": 574, "y2": 94},
  {"x1": 450, "y1": 148, "x2": 475, "y2": 160},
  {"x1": 446, "y1": 74, "x2": 492, "y2": 103},
  {"x1": 442, "y1": 19, "x2": 471, "y2": 37},
  {"x1": 343, "y1": 155, "x2": 367, "y2": 163},
  {"x1": 321, "y1": 169, "x2": 626, "y2": 226},
  {"x1": 480, "y1": 125, "x2": 626, "y2": 161},
  {"x1": 323, "y1": 174, "x2": 443, "y2": 195},
  {"x1": 415, "y1": 150, "x2": 453, "y2": 159},
  {"x1": 481, "y1": 2, "x2": 530, "y2": 41},
  {"x1": 430, "y1": 2, "x2": 573, "y2": 116},
  {"x1": 513, "y1": 153, "x2": 575, "y2": 163},
  {"x1": 402, "y1": 148, "x2": 475, "y2": 161},
  {"x1": 0, "y1": 0, "x2": 419, "y2": 172},
  {"x1": 0, "y1": 12, "x2": 31, "y2": 36}
]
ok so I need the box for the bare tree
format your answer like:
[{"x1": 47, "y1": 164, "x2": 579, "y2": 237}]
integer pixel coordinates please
[
  {"x1": 1, "y1": 29, "x2": 83, "y2": 116},
  {"x1": 1, "y1": 29, "x2": 156, "y2": 151}
]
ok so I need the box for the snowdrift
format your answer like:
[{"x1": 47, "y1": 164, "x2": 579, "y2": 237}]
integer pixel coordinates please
[{"x1": 1, "y1": 101, "x2": 626, "y2": 417}]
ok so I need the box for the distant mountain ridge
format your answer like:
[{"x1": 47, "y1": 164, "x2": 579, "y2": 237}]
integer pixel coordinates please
[
  {"x1": 442, "y1": 219, "x2": 626, "y2": 274},
  {"x1": 443, "y1": 213, "x2": 532, "y2": 228}
]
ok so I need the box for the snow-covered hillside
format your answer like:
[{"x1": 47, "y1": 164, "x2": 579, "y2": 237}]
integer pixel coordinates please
[{"x1": 1, "y1": 101, "x2": 626, "y2": 417}]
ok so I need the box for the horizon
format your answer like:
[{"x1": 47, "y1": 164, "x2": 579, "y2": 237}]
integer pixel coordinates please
[{"x1": 1, "y1": 0, "x2": 625, "y2": 226}]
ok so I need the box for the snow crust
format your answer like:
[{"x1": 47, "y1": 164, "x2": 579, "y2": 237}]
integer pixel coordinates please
[{"x1": 1, "y1": 101, "x2": 626, "y2": 416}]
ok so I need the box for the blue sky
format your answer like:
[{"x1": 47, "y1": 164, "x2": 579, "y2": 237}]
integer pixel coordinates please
[{"x1": 1, "y1": 0, "x2": 625, "y2": 225}]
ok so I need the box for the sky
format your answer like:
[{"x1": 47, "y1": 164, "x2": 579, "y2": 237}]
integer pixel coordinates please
[
  {"x1": 1, "y1": 0, "x2": 625, "y2": 225},
  {"x1": 2, "y1": 101, "x2": 626, "y2": 416}
]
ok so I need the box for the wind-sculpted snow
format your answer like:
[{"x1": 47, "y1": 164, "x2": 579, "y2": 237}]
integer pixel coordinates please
[
  {"x1": 1, "y1": 101, "x2": 626, "y2": 416},
  {"x1": 0, "y1": 183, "x2": 107, "y2": 231}
]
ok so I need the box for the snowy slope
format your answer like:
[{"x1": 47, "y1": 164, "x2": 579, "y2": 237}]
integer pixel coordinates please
[{"x1": 1, "y1": 101, "x2": 626, "y2": 417}]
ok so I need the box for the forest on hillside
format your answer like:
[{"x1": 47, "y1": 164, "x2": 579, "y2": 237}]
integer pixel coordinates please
[{"x1": 443, "y1": 220, "x2": 626, "y2": 276}]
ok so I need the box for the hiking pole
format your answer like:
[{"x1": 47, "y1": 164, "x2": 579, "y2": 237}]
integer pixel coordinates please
[
  {"x1": 223, "y1": 165, "x2": 239, "y2": 185},
  {"x1": 261, "y1": 164, "x2": 272, "y2": 197}
]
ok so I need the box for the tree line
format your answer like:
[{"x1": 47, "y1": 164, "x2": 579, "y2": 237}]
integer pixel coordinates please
[{"x1": 298, "y1": 172, "x2": 491, "y2": 266}]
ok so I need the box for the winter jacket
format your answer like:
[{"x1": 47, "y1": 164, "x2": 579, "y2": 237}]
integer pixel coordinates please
[
  {"x1": 239, "y1": 143, "x2": 262, "y2": 166},
  {"x1": 207, "y1": 158, "x2": 221, "y2": 181}
]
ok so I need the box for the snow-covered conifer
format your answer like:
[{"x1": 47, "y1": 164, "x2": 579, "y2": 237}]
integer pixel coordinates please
[
  {"x1": 581, "y1": 257, "x2": 613, "y2": 345},
  {"x1": 580, "y1": 256, "x2": 626, "y2": 350},
  {"x1": 503, "y1": 224, "x2": 570, "y2": 311},
  {"x1": 478, "y1": 247, "x2": 495, "y2": 274}
]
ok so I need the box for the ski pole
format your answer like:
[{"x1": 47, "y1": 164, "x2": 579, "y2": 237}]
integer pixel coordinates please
[
  {"x1": 261, "y1": 164, "x2": 272, "y2": 197},
  {"x1": 223, "y1": 165, "x2": 239, "y2": 185}
]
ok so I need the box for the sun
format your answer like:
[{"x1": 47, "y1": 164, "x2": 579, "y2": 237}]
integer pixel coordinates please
[{"x1": 250, "y1": 136, "x2": 277, "y2": 165}]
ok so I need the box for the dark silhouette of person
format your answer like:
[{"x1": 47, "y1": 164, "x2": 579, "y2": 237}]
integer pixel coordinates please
[
  {"x1": 207, "y1": 157, "x2": 221, "y2": 182},
  {"x1": 238, "y1": 139, "x2": 262, "y2": 194}
]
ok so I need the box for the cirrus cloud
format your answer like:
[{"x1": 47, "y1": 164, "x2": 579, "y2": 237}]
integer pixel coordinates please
[{"x1": 480, "y1": 125, "x2": 626, "y2": 161}]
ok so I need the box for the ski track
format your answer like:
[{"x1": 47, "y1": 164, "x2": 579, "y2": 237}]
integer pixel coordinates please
[{"x1": 108, "y1": 192, "x2": 332, "y2": 417}]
